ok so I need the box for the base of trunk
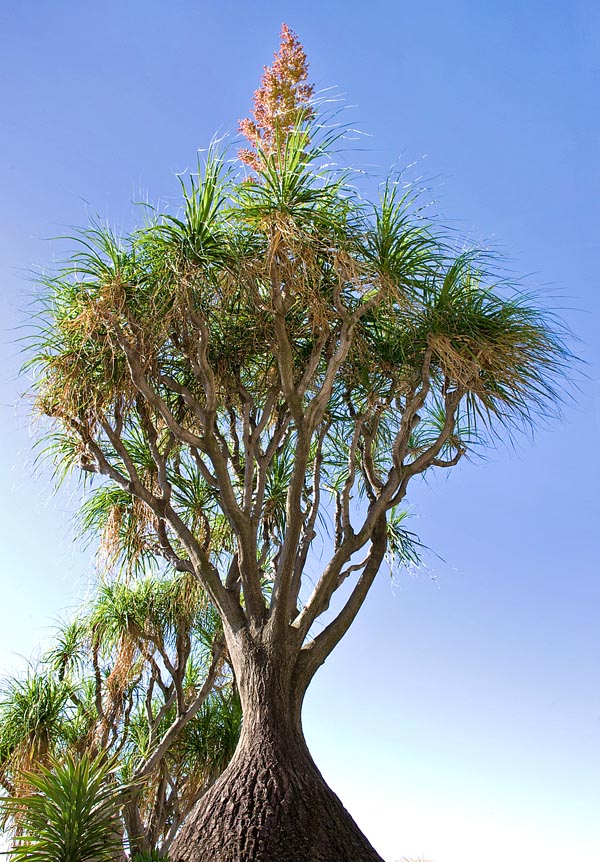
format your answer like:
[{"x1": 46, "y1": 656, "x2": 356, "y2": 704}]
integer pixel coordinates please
[{"x1": 169, "y1": 722, "x2": 384, "y2": 862}]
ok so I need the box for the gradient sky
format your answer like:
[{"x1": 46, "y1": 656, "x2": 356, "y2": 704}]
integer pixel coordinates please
[{"x1": 1, "y1": 3, "x2": 599, "y2": 861}]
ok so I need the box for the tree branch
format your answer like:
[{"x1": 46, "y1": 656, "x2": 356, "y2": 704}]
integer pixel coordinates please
[
  {"x1": 295, "y1": 517, "x2": 387, "y2": 688},
  {"x1": 132, "y1": 637, "x2": 225, "y2": 783}
]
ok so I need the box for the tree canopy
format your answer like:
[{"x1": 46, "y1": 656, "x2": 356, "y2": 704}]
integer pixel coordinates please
[{"x1": 31, "y1": 122, "x2": 566, "y2": 671}]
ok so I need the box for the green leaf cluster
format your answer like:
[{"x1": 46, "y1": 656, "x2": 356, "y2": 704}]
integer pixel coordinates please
[{"x1": 1, "y1": 752, "x2": 127, "y2": 862}]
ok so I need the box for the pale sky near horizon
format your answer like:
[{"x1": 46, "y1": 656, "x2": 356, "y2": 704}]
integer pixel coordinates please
[{"x1": 1, "y1": 3, "x2": 599, "y2": 861}]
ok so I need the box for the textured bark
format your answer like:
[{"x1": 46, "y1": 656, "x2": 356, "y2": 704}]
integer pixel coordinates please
[
  {"x1": 170, "y1": 645, "x2": 384, "y2": 862},
  {"x1": 123, "y1": 801, "x2": 152, "y2": 857}
]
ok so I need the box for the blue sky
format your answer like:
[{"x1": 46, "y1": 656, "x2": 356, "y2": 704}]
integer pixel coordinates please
[{"x1": 1, "y1": 2, "x2": 599, "y2": 860}]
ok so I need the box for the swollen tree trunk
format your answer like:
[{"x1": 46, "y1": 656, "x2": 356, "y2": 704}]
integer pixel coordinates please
[{"x1": 169, "y1": 635, "x2": 384, "y2": 862}]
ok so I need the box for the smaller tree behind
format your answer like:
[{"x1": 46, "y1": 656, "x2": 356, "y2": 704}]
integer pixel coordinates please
[{"x1": 0, "y1": 562, "x2": 241, "y2": 857}]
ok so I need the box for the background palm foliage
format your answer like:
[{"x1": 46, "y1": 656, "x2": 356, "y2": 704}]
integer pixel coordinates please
[{"x1": 0, "y1": 563, "x2": 241, "y2": 858}]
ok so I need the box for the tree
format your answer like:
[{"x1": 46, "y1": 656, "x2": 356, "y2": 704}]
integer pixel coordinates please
[
  {"x1": 28, "y1": 23, "x2": 568, "y2": 862},
  {"x1": 0, "y1": 671, "x2": 74, "y2": 797},
  {"x1": 0, "y1": 568, "x2": 241, "y2": 858}
]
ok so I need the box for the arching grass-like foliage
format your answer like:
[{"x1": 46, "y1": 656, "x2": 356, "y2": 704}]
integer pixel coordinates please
[
  {"x1": 0, "y1": 672, "x2": 74, "y2": 794},
  {"x1": 1, "y1": 752, "x2": 127, "y2": 862}
]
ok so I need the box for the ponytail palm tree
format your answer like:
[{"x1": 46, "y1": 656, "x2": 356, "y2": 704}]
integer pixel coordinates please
[
  {"x1": 28, "y1": 24, "x2": 569, "y2": 862},
  {"x1": 0, "y1": 672, "x2": 75, "y2": 797},
  {"x1": 0, "y1": 564, "x2": 240, "y2": 857},
  {"x1": 81, "y1": 568, "x2": 237, "y2": 856}
]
